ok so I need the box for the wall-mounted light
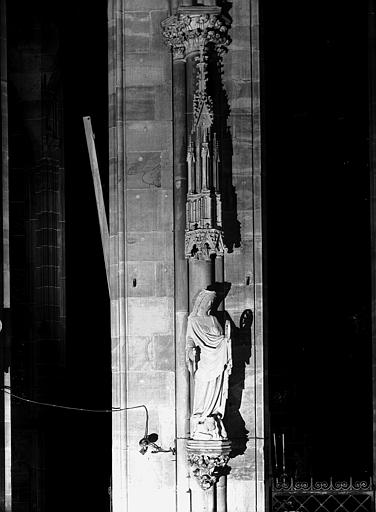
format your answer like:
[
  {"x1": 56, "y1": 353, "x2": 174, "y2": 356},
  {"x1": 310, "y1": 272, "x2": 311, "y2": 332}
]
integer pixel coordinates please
[{"x1": 139, "y1": 433, "x2": 176, "y2": 456}]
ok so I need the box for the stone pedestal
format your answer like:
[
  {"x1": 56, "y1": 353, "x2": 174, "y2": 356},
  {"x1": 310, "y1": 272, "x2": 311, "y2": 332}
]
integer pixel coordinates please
[{"x1": 187, "y1": 440, "x2": 231, "y2": 512}]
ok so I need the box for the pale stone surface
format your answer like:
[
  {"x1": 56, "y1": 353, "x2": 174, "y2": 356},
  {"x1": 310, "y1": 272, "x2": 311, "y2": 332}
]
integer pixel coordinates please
[
  {"x1": 125, "y1": 0, "x2": 169, "y2": 10},
  {"x1": 126, "y1": 121, "x2": 173, "y2": 151},
  {"x1": 152, "y1": 335, "x2": 175, "y2": 371},
  {"x1": 237, "y1": 210, "x2": 255, "y2": 238},
  {"x1": 125, "y1": 261, "x2": 174, "y2": 298},
  {"x1": 124, "y1": 12, "x2": 151, "y2": 53},
  {"x1": 126, "y1": 335, "x2": 153, "y2": 370},
  {"x1": 126, "y1": 261, "x2": 156, "y2": 297},
  {"x1": 126, "y1": 400, "x2": 175, "y2": 511},
  {"x1": 223, "y1": 283, "x2": 254, "y2": 312},
  {"x1": 230, "y1": 114, "x2": 254, "y2": 140},
  {"x1": 232, "y1": 0, "x2": 251, "y2": 27},
  {"x1": 127, "y1": 371, "x2": 175, "y2": 407},
  {"x1": 155, "y1": 263, "x2": 174, "y2": 297},
  {"x1": 124, "y1": 54, "x2": 171, "y2": 87},
  {"x1": 126, "y1": 189, "x2": 173, "y2": 231},
  {"x1": 224, "y1": 50, "x2": 252, "y2": 81},
  {"x1": 150, "y1": 10, "x2": 170, "y2": 52},
  {"x1": 126, "y1": 297, "x2": 174, "y2": 336},
  {"x1": 126, "y1": 149, "x2": 172, "y2": 189},
  {"x1": 227, "y1": 83, "x2": 253, "y2": 114},
  {"x1": 125, "y1": 86, "x2": 156, "y2": 120},
  {"x1": 231, "y1": 143, "x2": 253, "y2": 171},
  {"x1": 126, "y1": 231, "x2": 173, "y2": 261}
]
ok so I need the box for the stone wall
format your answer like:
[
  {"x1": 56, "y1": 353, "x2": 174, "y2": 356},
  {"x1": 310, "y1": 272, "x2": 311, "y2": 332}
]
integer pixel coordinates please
[
  {"x1": 109, "y1": 1, "x2": 176, "y2": 510},
  {"x1": 124, "y1": 2, "x2": 176, "y2": 504},
  {"x1": 223, "y1": 0, "x2": 265, "y2": 510}
]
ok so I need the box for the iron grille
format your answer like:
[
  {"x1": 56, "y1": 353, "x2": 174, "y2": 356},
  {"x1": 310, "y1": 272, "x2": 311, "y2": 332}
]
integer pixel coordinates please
[{"x1": 272, "y1": 478, "x2": 374, "y2": 512}]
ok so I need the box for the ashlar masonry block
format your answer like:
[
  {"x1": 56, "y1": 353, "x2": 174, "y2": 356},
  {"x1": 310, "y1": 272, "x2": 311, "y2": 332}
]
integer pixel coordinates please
[
  {"x1": 126, "y1": 261, "x2": 156, "y2": 297},
  {"x1": 124, "y1": 0, "x2": 169, "y2": 11},
  {"x1": 124, "y1": 53, "x2": 170, "y2": 87},
  {"x1": 126, "y1": 296, "x2": 173, "y2": 336},
  {"x1": 125, "y1": 85, "x2": 172, "y2": 121},
  {"x1": 224, "y1": 50, "x2": 252, "y2": 82},
  {"x1": 126, "y1": 189, "x2": 173, "y2": 232},
  {"x1": 126, "y1": 231, "x2": 173, "y2": 261},
  {"x1": 126, "y1": 149, "x2": 172, "y2": 189},
  {"x1": 151, "y1": 335, "x2": 174, "y2": 371},
  {"x1": 124, "y1": 12, "x2": 151, "y2": 53},
  {"x1": 226, "y1": 81, "x2": 253, "y2": 114},
  {"x1": 126, "y1": 121, "x2": 172, "y2": 151},
  {"x1": 126, "y1": 335, "x2": 153, "y2": 370},
  {"x1": 127, "y1": 370, "x2": 175, "y2": 408},
  {"x1": 125, "y1": 86, "x2": 156, "y2": 120}
]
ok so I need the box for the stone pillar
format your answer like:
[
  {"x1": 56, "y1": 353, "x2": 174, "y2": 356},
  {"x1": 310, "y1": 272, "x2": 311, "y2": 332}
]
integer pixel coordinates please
[
  {"x1": 188, "y1": 260, "x2": 213, "y2": 310},
  {"x1": 162, "y1": 6, "x2": 231, "y2": 511},
  {"x1": 173, "y1": 41, "x2": 191, "y2": 512},
  {"x1": 216, "y1": 475, "x2": 227, "y2": 512},
  {"x1": 108, "y1": 1, "x2": 128, "y2": 510}
]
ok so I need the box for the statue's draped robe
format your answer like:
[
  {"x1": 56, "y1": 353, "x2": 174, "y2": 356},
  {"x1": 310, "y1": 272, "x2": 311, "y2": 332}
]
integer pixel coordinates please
[{"x1": 187, "y1": 313, "x2": 231, "y2": 430}]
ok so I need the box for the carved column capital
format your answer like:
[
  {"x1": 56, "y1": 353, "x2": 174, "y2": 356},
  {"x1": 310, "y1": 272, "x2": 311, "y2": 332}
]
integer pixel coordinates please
[
  {"x1": 161, "y1": 7, "x2": 230, "y2": 60},
  {"x1": 187, "y1": 440, "x2": 231, "y2": 490}
]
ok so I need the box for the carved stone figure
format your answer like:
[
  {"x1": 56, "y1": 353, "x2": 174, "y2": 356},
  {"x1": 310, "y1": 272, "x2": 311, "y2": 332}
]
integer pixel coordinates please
[{"x1": 186, "y1": 289, "x2": 232, "y2": 440}]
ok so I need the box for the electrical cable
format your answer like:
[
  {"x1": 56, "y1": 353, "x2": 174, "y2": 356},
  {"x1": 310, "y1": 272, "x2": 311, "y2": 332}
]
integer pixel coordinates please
[{"x1": 1, "y1": 386, "x2": 149, "y2": 436}]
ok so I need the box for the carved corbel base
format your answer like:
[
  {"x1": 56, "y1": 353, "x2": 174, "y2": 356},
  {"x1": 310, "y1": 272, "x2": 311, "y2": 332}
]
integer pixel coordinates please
[{"x1": 186, "y1": 439, "x2": 231, "y2": 490}]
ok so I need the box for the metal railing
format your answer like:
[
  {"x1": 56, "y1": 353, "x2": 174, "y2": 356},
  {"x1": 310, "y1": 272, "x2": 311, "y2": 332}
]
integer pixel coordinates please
[{"x1": 272, "y1": 477, "x2": 375, "y2": 512}]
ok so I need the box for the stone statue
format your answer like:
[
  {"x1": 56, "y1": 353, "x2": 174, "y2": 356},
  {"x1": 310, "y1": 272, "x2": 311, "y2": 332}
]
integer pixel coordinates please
[{"x1": 186, "y1": 289, "x2": 232, "y2": 440}]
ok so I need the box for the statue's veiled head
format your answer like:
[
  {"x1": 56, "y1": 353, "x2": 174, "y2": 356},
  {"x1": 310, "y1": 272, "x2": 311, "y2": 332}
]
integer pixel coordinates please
[{"x1": 191, "y1": 289, "x2": 216, "y2": 316}]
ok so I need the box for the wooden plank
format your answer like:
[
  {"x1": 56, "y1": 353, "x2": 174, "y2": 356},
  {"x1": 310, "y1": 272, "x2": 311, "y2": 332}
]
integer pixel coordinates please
[
  {"x1": 83, "y1": 116, "x2": 110, "y2": 295},
  {"x1": 1, "y1": 0, "x2": 12, "y2": 508}
]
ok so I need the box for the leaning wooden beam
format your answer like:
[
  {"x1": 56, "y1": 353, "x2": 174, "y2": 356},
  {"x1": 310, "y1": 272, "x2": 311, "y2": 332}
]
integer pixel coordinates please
[
  {"x1": 83, "y1": 116, "x2": 111, "y2": 295},
  {"x1": 0, "y1": 0, "x2": 12, "y2": 509}
]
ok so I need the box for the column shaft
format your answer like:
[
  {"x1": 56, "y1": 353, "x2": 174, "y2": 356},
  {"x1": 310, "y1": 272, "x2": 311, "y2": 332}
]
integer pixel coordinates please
[
  {"x1": 188, "y1": 259, "x2": 213, "y2": 311},
  {"x1": 216, "y1": 476, "x2": 227, "y2": 512},
  {"x1": 205, "y1": 486, "x2": 215, "y2": 512},
  {"x1": 186, "y1": 54, "x2": 198, "y2": 137},
  {"x1": 173, "y1": 57, "x2": 191, "y2": 512}
]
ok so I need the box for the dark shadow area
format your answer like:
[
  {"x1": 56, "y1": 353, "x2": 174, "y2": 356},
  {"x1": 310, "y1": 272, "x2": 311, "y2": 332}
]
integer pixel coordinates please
[
  {"x1": 60, "y1": 1, "x2": 111, "y2": 510},
  {"x1": 207, "y1": 280, "x2": 231, "y2": 310},
  {"x1": 7, "y1": 1, "x2": 111, "y2": 510},
  {"x1": 223, "y1": 309, "x2": 253, "y2": 458},
  {"x1": 262, "y1": 0, "x2": 372, "y2": 481},
  {"x1": 207, "y1": 12, "x2": 241, "y2": 253},
  {"x1": 209, "y1": 282, "x2": 252, "y2": 458}
]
